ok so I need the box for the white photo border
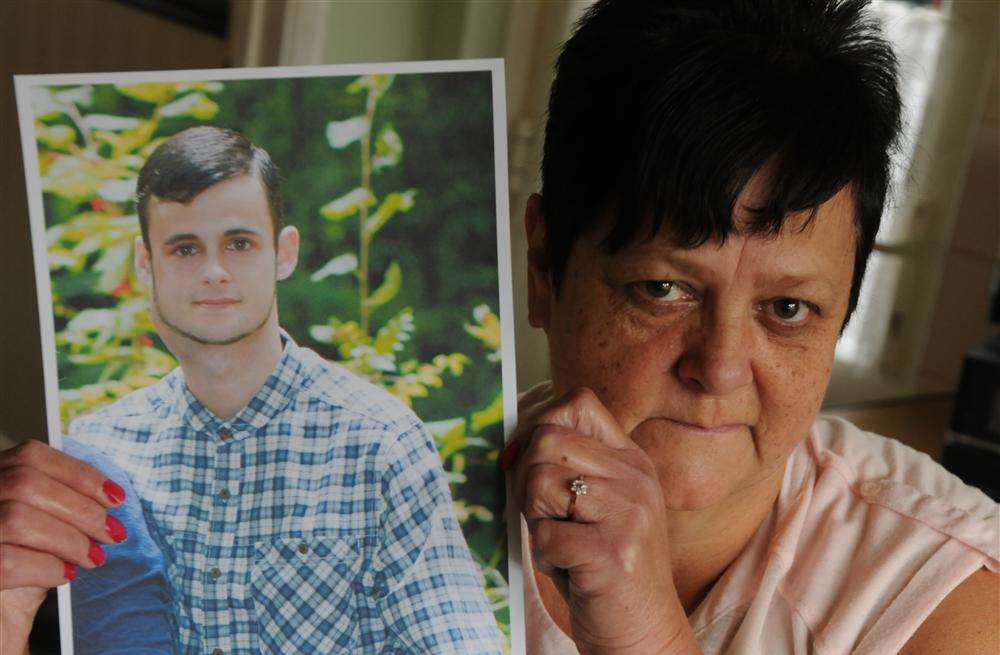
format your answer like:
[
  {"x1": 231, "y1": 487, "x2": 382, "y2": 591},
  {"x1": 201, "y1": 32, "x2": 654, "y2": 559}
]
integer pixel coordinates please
[{"x1": 14, "y1": 58, "x2": 522, "y2": 655}]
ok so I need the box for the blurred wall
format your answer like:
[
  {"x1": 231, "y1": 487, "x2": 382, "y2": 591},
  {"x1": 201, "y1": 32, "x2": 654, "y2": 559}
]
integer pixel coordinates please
[{"x1": 0, "y1": 0, "x2": 228, "y2": 444}]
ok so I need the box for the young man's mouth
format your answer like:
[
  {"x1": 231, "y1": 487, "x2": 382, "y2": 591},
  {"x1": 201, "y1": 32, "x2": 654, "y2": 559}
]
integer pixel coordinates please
[{"x1": 194, "y1": 298, "x2": 241, "y2": 307}]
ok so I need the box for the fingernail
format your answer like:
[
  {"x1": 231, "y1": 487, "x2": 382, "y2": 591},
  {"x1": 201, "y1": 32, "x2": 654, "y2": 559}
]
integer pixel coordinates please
[
  {"x1": 103, "y1": 479, "x2": 126, "y2": 505},
  {"x1": 106, "y1": 515, "x2": 127, "y2": 543},
  {"x1": 64, "y1": 562, "x2": 76, "y2": 581},
  {"x1": 88, "y1": 541, "x2": 106, "y2": 566},
  {"x1": 500, "y1": 440, "x2": 521, "y2": 471}
]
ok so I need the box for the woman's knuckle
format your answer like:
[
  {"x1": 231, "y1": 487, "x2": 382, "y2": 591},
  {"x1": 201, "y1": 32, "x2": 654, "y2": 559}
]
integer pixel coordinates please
[
  {"x1": 6, "y1": 441, "x2": 35, "y2": 466},
  {"x1": 611, "y1": 540, "x2": 640, "y2": 574},
  {"x1": 0, "y1": 500, "x2": 25, "y2": 533}
]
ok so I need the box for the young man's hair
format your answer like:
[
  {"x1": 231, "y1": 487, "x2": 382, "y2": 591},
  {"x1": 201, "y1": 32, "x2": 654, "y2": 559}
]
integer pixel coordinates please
[
  {"x1": 136, "y1": 126, "x2": 283, "y2": 248},
  {"x1": 541, "y1": 0, "x2": 902, "y2": 326}
]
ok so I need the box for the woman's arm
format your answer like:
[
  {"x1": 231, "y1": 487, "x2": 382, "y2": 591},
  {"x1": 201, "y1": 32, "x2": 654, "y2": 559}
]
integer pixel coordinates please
[{"x1": 898, "y1": 568, "x2": 999, "y2": 655}]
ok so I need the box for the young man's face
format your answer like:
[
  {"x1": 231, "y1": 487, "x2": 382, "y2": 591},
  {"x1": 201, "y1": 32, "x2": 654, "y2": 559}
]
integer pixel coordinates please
[
  {"x1": 135, "y1": 173, "x2": 298, "y2": 347},
  {"x1": 527, "y1": 181, "x2": 857, "y2": 511}
]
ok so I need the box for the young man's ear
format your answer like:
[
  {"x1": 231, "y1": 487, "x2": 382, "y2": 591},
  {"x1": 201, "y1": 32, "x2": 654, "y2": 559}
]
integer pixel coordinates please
[
  {"x1": 525, "y1": 193, "x2": 553, "y2": 330},
  {"x1": 134, "y1": 235, "x2": 153, "y2": 289},
  {"x1": 275, "y1": 225, "x2": 300, "y2": 281}
]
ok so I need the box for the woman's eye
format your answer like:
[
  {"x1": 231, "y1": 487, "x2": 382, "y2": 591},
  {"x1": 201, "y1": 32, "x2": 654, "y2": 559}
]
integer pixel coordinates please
[
  {"x1": 638, "y1": 280, "x2": 689, "y2": 301},
  {"x1": 769, "y1": 298, "x2": 810, "y2": 323}
]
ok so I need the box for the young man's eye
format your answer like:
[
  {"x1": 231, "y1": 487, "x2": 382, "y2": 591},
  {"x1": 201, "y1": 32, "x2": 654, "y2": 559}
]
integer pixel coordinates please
[
  {"x1": 228, "y1": 238, "x2": 253, "y2": 251},
  {"x1": 174, "y1": 244, "x2": 198, "y2": 257}
]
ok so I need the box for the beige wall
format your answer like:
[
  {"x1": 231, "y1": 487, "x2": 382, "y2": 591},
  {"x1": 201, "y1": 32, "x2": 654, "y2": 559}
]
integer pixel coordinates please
[
  {"x1": 919, "y1": 61, "x2": 1000, "y2": 390},
  {"x1": 0, "y1": 0, "x2": 228, "y2": 443}
]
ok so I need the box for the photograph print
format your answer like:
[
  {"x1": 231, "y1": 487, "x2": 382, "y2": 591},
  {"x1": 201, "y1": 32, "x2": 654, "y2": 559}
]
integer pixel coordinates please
[{"x1": 15, "y1": 59, "x2": 518, "y2": 654}]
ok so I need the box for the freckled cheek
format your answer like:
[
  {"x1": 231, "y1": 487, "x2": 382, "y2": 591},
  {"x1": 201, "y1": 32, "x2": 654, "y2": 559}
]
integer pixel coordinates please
[
  {"x1": 552, "y1": 310, "x2": 683, "y2": 414},
  {"x1": 755, "y1": 355, "x2": 832, "y2": 456}
]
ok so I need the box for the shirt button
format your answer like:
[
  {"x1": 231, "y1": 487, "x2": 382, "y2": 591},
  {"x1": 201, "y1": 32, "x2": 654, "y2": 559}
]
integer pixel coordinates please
[
  {"x1": 209, "y1": 567, "x2": 222, "y2": 580},
  {"x1": 218, "y1": 427, "x2": 233, "y2": 441},
  {"x1": 297, "y1": 542, "x2": 309, "y2": 555},
  {"x1": 218, "y1": 488, "x2": 231, "y2": 500}
]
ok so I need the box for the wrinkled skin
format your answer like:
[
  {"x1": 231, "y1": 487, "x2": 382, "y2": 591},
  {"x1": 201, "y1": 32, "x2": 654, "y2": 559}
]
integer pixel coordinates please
[{"x1": 508, "y1": 182, "x2": 856, "y2": 653}]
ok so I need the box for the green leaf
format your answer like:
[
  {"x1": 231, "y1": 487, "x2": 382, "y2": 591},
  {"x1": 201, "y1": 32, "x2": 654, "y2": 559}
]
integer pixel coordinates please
[
  {"x1": 465, "y1": 304, "x2": 502, "y2": 354},
  {"x1": 346, "y1": 74, "x2": 395, "y2": 100},
  {"x1": 471, "y1": 393, "x2": 504, "y2": 433},
  {"x1": 114, "y1": 82, "x2": 179, "y2": 104},
  {"x1": 93, "y1": 243, "x2": 132, "y2": 294},
  {"x1": 364, "y1": 189, "x2": 416, "y2": 237},
  {"x1": 159, "y1": 92, "x2": 219, "y2": 120},
  {"x1": 310, "y1": 253, "x2": 358, "y2": 282},
  {"x1": 364, "y1": 261, "x2": 401, "y2": 309},
  {"x1": 36, "y1": 123, "x2": 76, "y2": 150},
  {"x1": 42, "y1": 155, "x2": 131, "y2": 202},
  {"x1": 427, "y1": 418, "x2": 467, "y2": 460},
  {"x1": 32, "y1": 88, "x2": 66, "y2": 120},
  {"x1": 82, "y1": 114, "x2": 141, "y2": 132},
  {"x1": 98, "y1": 177, "x2": 136, "y2": 203},
  {"x1": 372, "y1": 125, "x2": 403, "y2": 171},
  {"x1": 320, "y1": 187, "x2": 375, "y2": 220},
  {"x1": 309, "y1": 324, "x2": 335, "y2": 343},
  {"x1": 53, "y1": 86, "x2": 93, "y2": 107},
  {"x1": 326, "y1": 116, "x2": 369, "y2": 149}
]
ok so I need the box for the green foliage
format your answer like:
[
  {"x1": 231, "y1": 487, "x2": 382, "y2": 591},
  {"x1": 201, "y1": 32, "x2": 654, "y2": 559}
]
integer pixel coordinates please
[{"x1": 32, "y1": 71, "x2": 509, "y2": 645}]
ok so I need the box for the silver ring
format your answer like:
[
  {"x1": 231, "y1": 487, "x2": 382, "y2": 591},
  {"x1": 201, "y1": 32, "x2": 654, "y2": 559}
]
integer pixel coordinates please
[{"x1": 567, "y1": 475, "x2": 589, "y2": 518}]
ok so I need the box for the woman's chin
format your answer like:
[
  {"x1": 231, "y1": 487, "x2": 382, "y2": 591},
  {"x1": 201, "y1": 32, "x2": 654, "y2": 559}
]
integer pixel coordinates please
[{"x1": 630, "y1": 419, "x2": 758, "y2": 511}]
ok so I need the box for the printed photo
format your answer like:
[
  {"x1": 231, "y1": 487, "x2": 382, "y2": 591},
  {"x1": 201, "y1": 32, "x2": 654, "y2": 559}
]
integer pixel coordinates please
[{"x1": 15, "y1": 60, "x2": 518, "y2": 654}]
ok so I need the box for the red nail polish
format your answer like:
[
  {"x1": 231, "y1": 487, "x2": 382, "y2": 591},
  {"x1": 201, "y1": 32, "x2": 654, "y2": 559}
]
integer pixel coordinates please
[
  {"x1": 500, "y1": 440, "x2": 521, "y2": 471},
  {"x1": 106, "y1": 515, "x2": 127, "y2": 543},
  {"x1": 64, "y1": 562, "x2": 76, "y2": 581},
  {"x1": 88, "y1": 541, "x2": 106, "y2": 566},
  {"x1": 103, "y1": 479, "x2": 126, "y2": 505}
]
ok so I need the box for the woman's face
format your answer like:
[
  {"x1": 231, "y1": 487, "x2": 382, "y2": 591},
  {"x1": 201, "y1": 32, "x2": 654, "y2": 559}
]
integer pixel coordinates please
[{"x1": 529, "y1": 185, "x2": 856, "y2": 510}]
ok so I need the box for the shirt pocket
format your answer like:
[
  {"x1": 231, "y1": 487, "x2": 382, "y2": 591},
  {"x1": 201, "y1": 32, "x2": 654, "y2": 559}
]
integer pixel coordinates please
[{"x1": 250, "y1": 535, "x2": 364, "y2": 653}]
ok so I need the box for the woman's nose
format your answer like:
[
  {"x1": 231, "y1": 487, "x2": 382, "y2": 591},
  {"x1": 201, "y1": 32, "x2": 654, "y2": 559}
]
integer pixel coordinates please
[{"x1": 676, "y1": 312, "x2": 753, "y2": 396}]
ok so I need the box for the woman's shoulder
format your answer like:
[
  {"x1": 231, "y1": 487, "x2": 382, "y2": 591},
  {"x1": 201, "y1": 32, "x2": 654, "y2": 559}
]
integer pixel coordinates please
[
  {"x1": 804, "y1": 414, "x2": 997, "y2": 528},
  {"x1": 766, "y1": 415, "x2": 999, "y2": 654}
]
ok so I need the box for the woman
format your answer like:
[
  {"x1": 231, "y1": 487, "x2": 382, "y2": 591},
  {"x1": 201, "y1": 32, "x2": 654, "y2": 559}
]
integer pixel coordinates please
[{"x1": 502, "y1": 1, "x2": 999, "y2": 653}]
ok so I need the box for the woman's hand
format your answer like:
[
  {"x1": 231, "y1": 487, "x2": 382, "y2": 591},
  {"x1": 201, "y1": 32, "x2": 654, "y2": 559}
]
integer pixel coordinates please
[
  {"x1": 0, "y1": 439, "x2": 127, "y2": 649},
  {"x1": 504, "y1": 384, "x2": 701, "y2": 654}
]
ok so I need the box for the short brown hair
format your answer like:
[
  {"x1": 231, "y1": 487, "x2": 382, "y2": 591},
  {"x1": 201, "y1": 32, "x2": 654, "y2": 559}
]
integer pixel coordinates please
[{"x1": 136, "y1": 126, "x2": 284, "y2": 248}]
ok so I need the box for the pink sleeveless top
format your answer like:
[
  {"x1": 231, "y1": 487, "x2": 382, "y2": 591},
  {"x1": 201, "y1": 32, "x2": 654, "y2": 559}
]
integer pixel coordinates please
[{"x1": 523, "y1": 416, "x2": 1000, "y2": 654}]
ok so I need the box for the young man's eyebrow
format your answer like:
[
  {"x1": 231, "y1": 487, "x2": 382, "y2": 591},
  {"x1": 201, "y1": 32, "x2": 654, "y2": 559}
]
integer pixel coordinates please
[
  {"x1": 162, "y1": 233, "x2": 201, "y2": 247},
  {"x1": 222, "y1": 228, "x2": 263, "y2": 237},
  {"x1": 162, "y1": 228, "x2": 262, "y2": 247}
]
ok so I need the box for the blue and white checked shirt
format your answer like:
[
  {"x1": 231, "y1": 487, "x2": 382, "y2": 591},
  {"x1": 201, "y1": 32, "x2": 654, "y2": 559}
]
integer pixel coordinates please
[{"x1": 70, "y1": 334, "x2": 503, "y2": 654}]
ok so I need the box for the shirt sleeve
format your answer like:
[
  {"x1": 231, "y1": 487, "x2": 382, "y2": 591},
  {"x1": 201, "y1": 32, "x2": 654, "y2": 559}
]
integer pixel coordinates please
[
  {"x1": 373, "y1": 421, "x2": 504, "y2": 654},
  {"x1": 63, "y1": 437, "x2": 176, "y2": 655}
]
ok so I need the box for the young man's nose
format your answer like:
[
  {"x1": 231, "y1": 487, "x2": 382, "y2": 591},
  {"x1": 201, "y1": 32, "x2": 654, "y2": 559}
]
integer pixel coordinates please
[
  {"x1": 675, "y1": 311, "x2": 754, "y2": 396},
  {"x1": 200, "y1": 256, "x2": 232, "y2": 285}
]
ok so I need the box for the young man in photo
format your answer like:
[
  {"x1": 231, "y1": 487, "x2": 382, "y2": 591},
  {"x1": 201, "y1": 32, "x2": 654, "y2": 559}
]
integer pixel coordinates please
[{"x1": 0, "y1": 126, "x2": 503, "y2": 654}]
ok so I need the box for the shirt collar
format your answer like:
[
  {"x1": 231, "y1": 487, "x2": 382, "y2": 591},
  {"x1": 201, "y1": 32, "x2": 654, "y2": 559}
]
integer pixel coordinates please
[{"x1": 175, "y1": 330, "x2": 309, "y2": 441}]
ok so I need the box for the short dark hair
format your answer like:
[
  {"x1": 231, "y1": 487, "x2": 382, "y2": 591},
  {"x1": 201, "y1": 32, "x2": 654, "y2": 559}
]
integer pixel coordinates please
[
  {"x1": 136, "y1": 126, "x2": 283, "y2": 248},
  {"x1": 541, "y1": 0, "x2": 902, "y2": 326}
]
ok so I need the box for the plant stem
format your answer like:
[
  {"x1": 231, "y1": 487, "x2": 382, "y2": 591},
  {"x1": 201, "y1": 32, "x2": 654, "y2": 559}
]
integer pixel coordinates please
[{"x1": 359, "y1": 87, "x2": 377, "y2": 334}]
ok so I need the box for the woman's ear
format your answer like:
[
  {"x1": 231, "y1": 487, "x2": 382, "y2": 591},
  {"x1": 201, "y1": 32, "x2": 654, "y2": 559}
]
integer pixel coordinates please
[
  {"x1": 526, "y1": 194, "x2": 553, "y2": 330},
  {"x1": 275, "y1": 225, "x2": 300, "y2": 281}
]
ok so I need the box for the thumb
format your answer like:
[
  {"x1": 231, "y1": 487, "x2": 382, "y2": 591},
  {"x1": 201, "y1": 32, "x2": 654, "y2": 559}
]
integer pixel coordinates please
[{"x1": 538, "y1": 387, "x2": 632, "y2": 450}]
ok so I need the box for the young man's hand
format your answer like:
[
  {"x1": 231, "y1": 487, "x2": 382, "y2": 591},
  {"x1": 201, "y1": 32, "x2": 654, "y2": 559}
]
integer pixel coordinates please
[{"x1": 0, "y1": 439, "x2": 128, "y2": 647}]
